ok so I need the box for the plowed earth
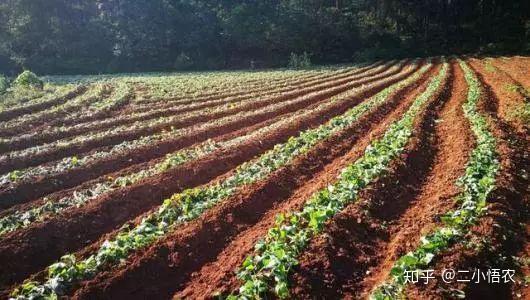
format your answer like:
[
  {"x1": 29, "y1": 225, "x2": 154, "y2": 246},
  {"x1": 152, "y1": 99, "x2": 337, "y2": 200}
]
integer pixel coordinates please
[{"x1": 0, "y1": 56, "x2": 527, "y2": 300}]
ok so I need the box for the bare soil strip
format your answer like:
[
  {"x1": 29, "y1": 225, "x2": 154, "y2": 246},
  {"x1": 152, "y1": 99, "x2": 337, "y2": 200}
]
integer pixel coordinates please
[
  {"x1": 0, "y1": 63, "x2": 420, "y2": 292},
  {"x1": 128, "y1": 66, "x2": 345, "y2": 107},
  {"x1": 172, "y1": 63, "x2": 448, "y2": 300},
  {"x1": 0, "y1": 70, "x2": 404, "y2": 238},
  {"x1": 468, "y1": 59, "x2": 528, "y2": 135},
  {"x1": 125, "y1": 63, "x2": 379, "y2": 113},
  {"x1": 11, "y1": 63, "x2": 376, "y2": 140},
  {"x1": 34, "y1": 89, "x2": 131, "y2": 131},
  {"x1": 319, "y1": 60, "x2": 471, "y2": 299},
  {"x1": 0, "y1": 85, "x2": 112, "y2": 138}
]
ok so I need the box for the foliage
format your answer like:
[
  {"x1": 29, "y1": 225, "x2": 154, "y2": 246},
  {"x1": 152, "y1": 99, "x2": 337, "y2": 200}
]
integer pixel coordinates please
[
  {"x1": 0, "y1": 140, "x2": 222, "y2": 236},
  {"x1": 0, "y1": 1, "x2": 527, "y2": 74},
  {"x1": 484, "y1": 59, "x2": 497, "y2": 72},
  {"x1": 13, "y1": 71, "x2": 43, "y2": 90},
  {"x1": 508, "y1": 102, "x2": 530, "y2": 124},
  {"x1": 288, "y1": 52, "x2": 311, "y2": 69},
  {"x1": 0, "y1": 63, "x2": 399, "y2": 237},
  {"x1": 0, "y1": 74, "x2": 8, "y2": 93},
  {"x1": 0, "y1": 85, "x2": 50, "y2": 110}
]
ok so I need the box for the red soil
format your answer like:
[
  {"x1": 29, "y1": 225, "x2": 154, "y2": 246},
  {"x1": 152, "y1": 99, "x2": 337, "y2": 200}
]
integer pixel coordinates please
[
  {"x1": 491, "y1": 56, "x2": 530, "y2": 89},
  {"x1": 0, "y1": 62, "x2": 419, "y2": 292},
  {"x1": 0, "y1": 62, "x2": 384, "y2": 150},
  {"x1": 1, "y1": 57, "x2": 526, "y2": 300},
  {"x1": 71, "y1": 63, "x2": 440, "y2": 300},
  {"x1": 405, "y1": 58, "x2": 529, "y2": 300},
  {"x1": 286, "y1": 61, "x2": 461, "y2": 299},
  {"x1": 0, "y1": 61, "x2": 402, "y2": 175},
  {"x1": 0, "y1": 62, "x2": 411, "y2": 210},
  {"x1": 0, "y1": 85, "x2": 112, "y2": 137},
  {"x1": 125, "y1": 62, "x2": 382, "y2": 115}
]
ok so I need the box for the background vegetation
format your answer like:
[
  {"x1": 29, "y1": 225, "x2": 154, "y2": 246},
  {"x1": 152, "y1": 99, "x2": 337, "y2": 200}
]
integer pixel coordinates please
[{"x1": 0, "y1": 0, "x2": 528, "y2": 75}]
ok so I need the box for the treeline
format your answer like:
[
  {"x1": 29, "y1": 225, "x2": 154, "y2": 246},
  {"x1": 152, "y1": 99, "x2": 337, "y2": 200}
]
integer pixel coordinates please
[{"x1": 0, "y1": 0, "x2": 528, "y2": 75}]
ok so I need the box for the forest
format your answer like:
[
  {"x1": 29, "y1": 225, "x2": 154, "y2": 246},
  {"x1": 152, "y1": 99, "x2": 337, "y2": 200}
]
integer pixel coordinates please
[{"x1": 0, "y1": 0, "x2": 528, "y2": 75}]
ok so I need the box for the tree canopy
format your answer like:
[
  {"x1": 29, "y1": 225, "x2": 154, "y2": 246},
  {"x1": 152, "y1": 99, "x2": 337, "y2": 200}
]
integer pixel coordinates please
[{"x1": 0, "y1": 0, "x2": 528, "y2": 75}]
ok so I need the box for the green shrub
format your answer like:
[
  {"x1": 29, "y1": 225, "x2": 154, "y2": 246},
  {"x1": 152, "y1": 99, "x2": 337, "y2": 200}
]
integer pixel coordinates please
[
  {"x1": 13, "y1": 70, "x2": 43, "y2": 90},
  {"x1": 0, "y1": 75, "x2": 8, "y2": 93},
  {"x1": 288, "y1": 52, "x2": 311, "y2": 69}
]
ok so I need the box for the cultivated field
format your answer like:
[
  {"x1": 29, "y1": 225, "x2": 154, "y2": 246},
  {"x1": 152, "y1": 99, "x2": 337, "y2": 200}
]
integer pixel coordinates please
[{"x1": 0, "y1": 57, "x2": 528, "y2": 299}]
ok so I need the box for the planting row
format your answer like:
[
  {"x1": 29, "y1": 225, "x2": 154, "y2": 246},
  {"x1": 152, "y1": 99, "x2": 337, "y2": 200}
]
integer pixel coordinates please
[
  {"x1": 130, "y1": 66, "x2": 355, "y2": 104},
  {"x1": 0, "y1": 85, "x2": 109, "y2": 137},
  {"x1": 8, "y1": 61, "x2": 430, "y2": 299},
  {"x1": 231, "y1": 62, "x2": 448, "y2": 299},
  {"x1": 0, "y1": 82, "x2": 131, "y2": 138},
  {"x1": 129, "y1": 63, "x2": 377, "y2": 110},
  {"x1": 51, "y1": 64, "x2": 370, "y2": 134},
  {"x1": 0, "y1": 61, "x2": 418, "y2": 231},
  {"x1": 0, "y1": 87, "x2": 49, "y2": 110},
  {"x1": 0, "y1": 85, "x2": 86, "y2": 123},
  {"x1": 0, "y1": 85, "x2": 376, "y2": 236},
  {"x1": 371, "y1": 60, "x2": 499, "y2": 299},
  {"x1": 0, "y1": 61, "x2": 405, "y2": 195},
  {"x1": 0, "y1": 62, "x2": 387, "y2": 152}
]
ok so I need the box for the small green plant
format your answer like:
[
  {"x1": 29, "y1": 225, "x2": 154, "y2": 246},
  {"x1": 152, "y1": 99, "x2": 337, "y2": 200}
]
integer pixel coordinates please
[
  {"x1": 13, "y1": 70, "x2": 44, "y2": 90},
  {"x1": 484, "y1": 60, "x2": 496, "y2": 72},
  {"x1": 505, "y1": 84, "x2": 519, "y2": 93},
  {"x1": 8, "y1": 170, "x2": 23, "y2": 181},
  {"x1": 508, "y1": 102, "x2": 530, "y2": 124},
  {"x1": 288, "y1": 52, "x2": 311, "y2": 69},
  {"x1": 504, "y1": 84, "x2": 530, "y2": 124},
  {"x1": 70, "y1": 156, "x2": 79, "y2": 167},
  {"x1": 0, "y1": 75, "x2": 8, "y2": 93}
]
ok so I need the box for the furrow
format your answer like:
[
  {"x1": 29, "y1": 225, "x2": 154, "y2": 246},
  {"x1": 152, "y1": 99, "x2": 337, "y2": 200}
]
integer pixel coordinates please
[
  {"x1": 0, "y1": 86, "x2": 87, "y2": 123},
  {"x1": 174, "y1": 62, "x2": 449, "y2": 299},
  {"x1": 0, "y1": 85, "x2": 111, "y2": 137},
  {"x1": 0, "y1": 62, "x2": 401, "y2": 173},
  {"x1": 291, "y1": 60, "x2": 470, "y2": 299},
  {"x1": 0, "y1": 62, "x2": 389, "y2": 153},
  {"x1": 490, "y1": 57, "x2": 530, "y2": 89},
  {"x1": 0, "y1": 62, "x2": 422, "y2": 292},
  {"x1": 128, "y1": 63, "x2": 378, "y2": 109},
  {"x1": 69, "y1": 62, "x2": 438, "y2": 300},
  {"x1": 2, "y1": 62, "x2": 431, "y2": 299},
  {"x1": 403, "y1": 59, "x2": 529, "y2": 300},
  {"x1": 0, "y1": 63, "x2": 408, "y2": 236},
  {"x1": 0, "y1": 61, "x2": 409, "y2": 209},
  {"x1": 368, "y1": 60, "x2": 501, "y2": 299},
  {"x1": 0, "y1": 64, "x2": 364, "y2": 138}
]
